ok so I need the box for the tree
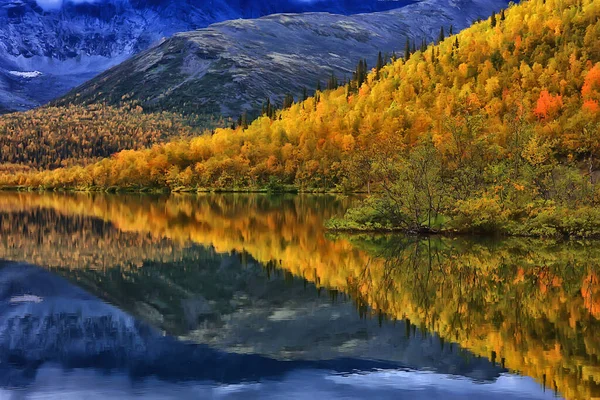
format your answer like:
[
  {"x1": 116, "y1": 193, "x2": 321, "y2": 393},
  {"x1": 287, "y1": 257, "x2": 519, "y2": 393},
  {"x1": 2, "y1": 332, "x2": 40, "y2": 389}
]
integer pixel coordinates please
[
  {"x1": 376, "y1": 51, "x2": 384, "y2": 77},
  {"x1": 327, "y1": 72, "x2": 338, "y2": 90},
  {"x1": 283, "y1": 94, "x2": 294, "y2": 109},
  {"x1": 533, "y1": 90, "x2": 563, "y2": 120}
]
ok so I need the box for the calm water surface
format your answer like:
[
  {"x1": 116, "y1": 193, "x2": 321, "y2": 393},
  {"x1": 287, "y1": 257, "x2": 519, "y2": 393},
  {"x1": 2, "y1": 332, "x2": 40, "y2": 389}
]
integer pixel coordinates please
[{"x1": 0, "y1": 193, "x2": 597, "y2": 399}]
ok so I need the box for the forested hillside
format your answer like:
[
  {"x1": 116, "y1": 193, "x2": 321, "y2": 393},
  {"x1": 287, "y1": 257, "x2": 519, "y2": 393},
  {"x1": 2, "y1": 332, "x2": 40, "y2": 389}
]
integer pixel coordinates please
[
  {"x1": 3, "y1": 0, "x2": 600, "y2": 235},
  {"x1": 0, "y1": 104, "x2": 206, "y2": 171}
]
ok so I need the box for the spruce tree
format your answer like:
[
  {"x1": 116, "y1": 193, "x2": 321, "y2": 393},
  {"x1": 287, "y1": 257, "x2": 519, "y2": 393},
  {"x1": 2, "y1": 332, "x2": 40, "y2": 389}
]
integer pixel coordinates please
[
  {"x1": 491, "y1": 11, "x2": 497, "y2": 27},
  {"x1": 404, "y1": 37, "x2": 411, "y2": 60},
  {"x1": 238, "y1": 113, "x2": 248, "y2": 129},
  {"x1": 283, "y1": 93, "x2": 294, "y2": 109},
  {"x1": 376, "y1": 51, "x2": 384, "y2": 77},
  {"x1": 438, "y1": 26, "x2": 445, "y2": 44},
  {"x1": 263, "y1": 97, "x2": 274, "y2": 118},
  {"x1": 327, "y1": 72, "x2": 338, "y2": 90}
]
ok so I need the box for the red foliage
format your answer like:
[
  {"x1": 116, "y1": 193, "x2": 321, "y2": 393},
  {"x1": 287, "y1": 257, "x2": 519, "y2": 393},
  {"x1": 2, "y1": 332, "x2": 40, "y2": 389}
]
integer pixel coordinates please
[{"x1": 534, "y1": 90, "x2": 563, "y2": 119}]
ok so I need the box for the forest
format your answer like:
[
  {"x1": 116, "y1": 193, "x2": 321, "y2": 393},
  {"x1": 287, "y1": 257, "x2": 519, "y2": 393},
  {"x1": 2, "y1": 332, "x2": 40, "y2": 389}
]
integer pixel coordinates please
[
  {"x1": 1, "y1": 0, "x2": 599, "y2": 236},
  {"x1": 0, "y1": 103, "x2": 212, "y2": 171}
]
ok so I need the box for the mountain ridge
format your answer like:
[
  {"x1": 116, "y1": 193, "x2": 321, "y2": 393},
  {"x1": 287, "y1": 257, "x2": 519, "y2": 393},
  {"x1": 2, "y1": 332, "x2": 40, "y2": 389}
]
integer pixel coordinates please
[
  {"x1": 0, "y1": 0, "x2": 416, "y2": 113},
  {"x1": 54, "y1": 0, "x2": 509, "y2": 119}
]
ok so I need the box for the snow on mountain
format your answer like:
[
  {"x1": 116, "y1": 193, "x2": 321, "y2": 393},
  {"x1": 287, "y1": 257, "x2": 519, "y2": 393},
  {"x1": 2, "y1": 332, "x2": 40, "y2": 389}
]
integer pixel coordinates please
[{"x1": 0, "y1": 0, "x2": 415, "y2": 113}]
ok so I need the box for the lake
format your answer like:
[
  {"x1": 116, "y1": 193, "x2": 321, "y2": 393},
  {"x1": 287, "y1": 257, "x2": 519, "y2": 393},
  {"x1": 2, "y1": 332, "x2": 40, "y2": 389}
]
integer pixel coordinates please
[{"x1": 0, "y1": 192, "x2": 597, "y2": 399}]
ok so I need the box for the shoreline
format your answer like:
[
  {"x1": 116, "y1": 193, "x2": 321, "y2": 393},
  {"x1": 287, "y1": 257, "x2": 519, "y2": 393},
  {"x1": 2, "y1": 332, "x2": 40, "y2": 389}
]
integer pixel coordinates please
[{"x1": 1, "y1": 188, "x2": 598, "y2": 240}]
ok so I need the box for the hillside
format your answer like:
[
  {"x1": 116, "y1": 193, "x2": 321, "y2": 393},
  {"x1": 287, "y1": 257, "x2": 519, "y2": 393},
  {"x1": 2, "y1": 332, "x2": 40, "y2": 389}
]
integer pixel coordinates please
[
  {"x1": 53, "y1": 0, "x2": 508, "y2": 117},
  {"x1": 0, "y1": 104, "x2": 203, "y2": 171},
  {"x1": 4, "y1": 0, "x2": 600, "y2": 235},
  {"x1": 0, "y1": 0, "x2": 413, "y2": 113}
]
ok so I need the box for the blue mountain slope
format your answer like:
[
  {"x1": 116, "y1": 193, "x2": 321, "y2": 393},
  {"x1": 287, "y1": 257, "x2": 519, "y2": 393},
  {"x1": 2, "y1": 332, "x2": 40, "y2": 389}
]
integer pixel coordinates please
[
  {"x1": 0, "y1": 0, "x2": 506, "y2": 114},
  {"x1": 0, "y1": 0, "x2": 417, "y2": 113},
  {"x1": 54, "y1": 0, "x2": 509, "y2": 120}
]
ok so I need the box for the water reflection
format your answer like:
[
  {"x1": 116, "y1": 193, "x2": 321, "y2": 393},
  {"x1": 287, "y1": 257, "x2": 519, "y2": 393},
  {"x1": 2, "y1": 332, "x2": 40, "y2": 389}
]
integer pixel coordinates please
[
  {"x1": 0, "y1": 261, "x2": 550, "y2": 399},
  {"x1": 0, "y1": 192, "x2": 596, "y2": 398}
]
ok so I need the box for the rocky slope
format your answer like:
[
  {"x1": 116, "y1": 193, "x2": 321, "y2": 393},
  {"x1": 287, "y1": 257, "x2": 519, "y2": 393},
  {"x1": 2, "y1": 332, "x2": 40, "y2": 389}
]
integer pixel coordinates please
[
  {"x1": 54, "y1": 0, "x2": 509, "y2": 120},
  {"x1": 0, "y1": 0, "x2": 414, "y2": 113}
]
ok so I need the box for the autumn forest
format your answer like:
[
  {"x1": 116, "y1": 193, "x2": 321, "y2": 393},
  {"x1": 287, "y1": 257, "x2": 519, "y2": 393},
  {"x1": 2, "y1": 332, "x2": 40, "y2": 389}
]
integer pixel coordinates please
[{"x1": 1, "y1": 0, "x2": 600, "y2": 398}]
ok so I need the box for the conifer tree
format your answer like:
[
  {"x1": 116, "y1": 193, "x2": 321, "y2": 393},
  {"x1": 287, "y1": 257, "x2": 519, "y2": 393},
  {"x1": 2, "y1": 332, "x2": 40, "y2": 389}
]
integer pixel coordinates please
[
  {"x1": 262, "y1": 98, "x2": 275, "y2": 119},
  {"x1": 327, "y1": 72, "x2": 338, "y2": 90},
  {"x1": 283, "y1": 94, "x2": 294, "y2": 109},
  {"x1": 376, "y1": 51, "x2": 384, "y2": 77},
  {"x1": 405, "y1": 37, "x2": 411, "y2": 60},
  {"x1": 237, "y1": 113, "x2": 248, "y2": 129},
  {"x1": 438, "y1": 26, "x2": 445, "y2": 43},
  {"x1": 491, "y1": 11, "x2": 497, "y2": 27}
]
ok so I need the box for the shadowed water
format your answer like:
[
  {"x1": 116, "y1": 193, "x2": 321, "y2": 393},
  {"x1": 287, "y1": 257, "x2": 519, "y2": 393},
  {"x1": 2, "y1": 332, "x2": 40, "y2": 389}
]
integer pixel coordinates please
[{"x1": 0, "y1": 192, "x2": 595, "y2": 399}]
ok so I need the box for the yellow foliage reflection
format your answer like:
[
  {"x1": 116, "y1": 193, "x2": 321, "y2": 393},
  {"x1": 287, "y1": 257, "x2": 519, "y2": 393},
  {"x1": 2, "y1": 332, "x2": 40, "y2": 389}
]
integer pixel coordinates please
[{"x1": 0, "y1": 192, "x2": 599, "y2": 399}]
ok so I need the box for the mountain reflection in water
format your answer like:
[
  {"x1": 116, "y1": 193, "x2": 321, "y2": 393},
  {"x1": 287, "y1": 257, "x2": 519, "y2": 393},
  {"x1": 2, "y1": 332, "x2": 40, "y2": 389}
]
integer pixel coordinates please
[
  {"x1": 0, "y1": 192, "x2": 596, "y2": 398},
  {"x1": 0, "y1": 262, "x2": 551, "y2": 399}
]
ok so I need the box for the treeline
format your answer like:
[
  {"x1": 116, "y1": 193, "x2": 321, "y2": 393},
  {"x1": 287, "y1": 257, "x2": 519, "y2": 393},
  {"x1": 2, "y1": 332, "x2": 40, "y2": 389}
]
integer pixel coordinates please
[
  {"x1": 2, "y1": 0, "x2": 600, "y2": 234},
  {"x1": 0, "y1": 103, "x2": 204, "y2": 170}
]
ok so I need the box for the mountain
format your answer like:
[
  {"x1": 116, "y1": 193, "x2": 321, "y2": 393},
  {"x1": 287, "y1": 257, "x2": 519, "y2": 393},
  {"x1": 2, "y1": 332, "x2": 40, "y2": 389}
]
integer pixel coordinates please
[
  {"x1": 0, "y1": 261, "x2": 404, "y2": 386},
  {"x1": 54, "y1": 0, "x2": 509, "y2": 118},
  {"x1": 0, "y1": 261, "x2": 511, "y2": 392},
  {"x1": 0, "y1": 0, "x2": 415, "y2": 113}
]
